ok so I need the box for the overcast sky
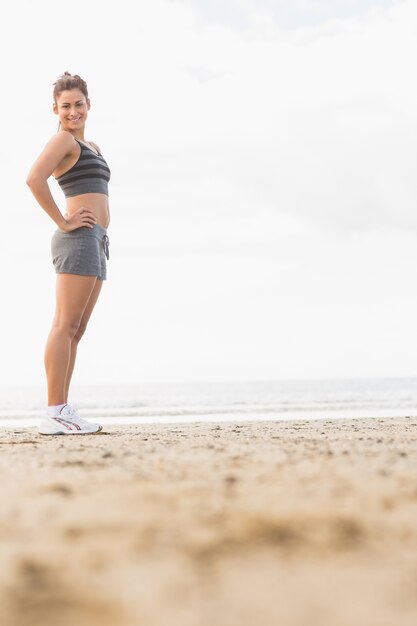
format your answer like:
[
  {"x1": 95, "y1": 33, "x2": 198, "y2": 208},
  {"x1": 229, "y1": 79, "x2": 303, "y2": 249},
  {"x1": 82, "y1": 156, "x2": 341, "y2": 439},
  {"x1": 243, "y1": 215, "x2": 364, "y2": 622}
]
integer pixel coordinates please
[{"x1": 1, "y1": 0, "x2": 416, "y2": 387}]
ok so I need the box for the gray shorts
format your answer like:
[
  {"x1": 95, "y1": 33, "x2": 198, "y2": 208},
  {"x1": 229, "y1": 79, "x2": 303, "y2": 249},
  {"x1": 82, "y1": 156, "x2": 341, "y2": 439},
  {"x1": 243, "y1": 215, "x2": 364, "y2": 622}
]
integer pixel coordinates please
[{"x1": 51, "y1": 224, "x2": 109, "y2": 281}]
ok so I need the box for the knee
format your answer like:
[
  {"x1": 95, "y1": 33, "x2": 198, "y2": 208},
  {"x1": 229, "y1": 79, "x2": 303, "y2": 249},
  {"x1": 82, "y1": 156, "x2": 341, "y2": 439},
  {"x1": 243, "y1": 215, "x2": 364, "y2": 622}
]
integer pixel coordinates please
[
  {"x1": 73, "y1": 322, "x2": 88, "y2": 343},
  {"x1": 52, "y1": 319, "x2": 82, "y2": 341}
]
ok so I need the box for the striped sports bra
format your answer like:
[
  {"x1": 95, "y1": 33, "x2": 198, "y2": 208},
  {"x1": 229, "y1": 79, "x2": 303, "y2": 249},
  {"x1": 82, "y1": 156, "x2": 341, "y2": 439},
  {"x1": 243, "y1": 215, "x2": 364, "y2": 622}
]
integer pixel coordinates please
[{"x1": 55, "y1": 139, "x2": 111, "y2": 198}]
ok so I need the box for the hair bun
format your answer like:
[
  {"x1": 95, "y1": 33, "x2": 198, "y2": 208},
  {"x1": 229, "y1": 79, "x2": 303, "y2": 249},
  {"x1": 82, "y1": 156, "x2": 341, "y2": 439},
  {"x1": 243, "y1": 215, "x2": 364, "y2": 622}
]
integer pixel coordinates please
[{"x1": 53, "y1": 72, "x2": 89, "y2": 102}]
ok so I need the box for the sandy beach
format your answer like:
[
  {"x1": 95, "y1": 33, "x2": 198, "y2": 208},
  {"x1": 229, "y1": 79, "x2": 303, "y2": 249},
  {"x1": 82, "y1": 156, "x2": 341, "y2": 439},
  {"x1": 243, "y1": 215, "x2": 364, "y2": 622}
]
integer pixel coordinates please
[{"x1": 0, "y1": 416, "x2": 417, "y2": 626}]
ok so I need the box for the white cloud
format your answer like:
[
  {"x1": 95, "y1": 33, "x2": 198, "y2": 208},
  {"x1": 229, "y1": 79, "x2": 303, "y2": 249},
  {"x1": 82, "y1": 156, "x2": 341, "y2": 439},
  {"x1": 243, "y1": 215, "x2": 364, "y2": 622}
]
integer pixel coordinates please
[{"x1": 177, "y1": 0, "x2": 402, "y2": 31}]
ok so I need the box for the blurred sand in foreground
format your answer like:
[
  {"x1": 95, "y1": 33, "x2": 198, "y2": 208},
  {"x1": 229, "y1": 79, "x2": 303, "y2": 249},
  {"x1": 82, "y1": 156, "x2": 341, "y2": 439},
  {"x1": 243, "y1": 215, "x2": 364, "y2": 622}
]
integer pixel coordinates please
[{"x1": 0, "y1": 417, "x2": 416, "y2": 626}]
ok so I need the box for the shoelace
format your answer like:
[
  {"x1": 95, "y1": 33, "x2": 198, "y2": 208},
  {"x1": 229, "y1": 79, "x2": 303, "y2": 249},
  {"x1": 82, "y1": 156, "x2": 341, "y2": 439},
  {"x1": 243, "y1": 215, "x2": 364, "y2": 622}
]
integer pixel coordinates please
[{"x1": 62, "y1": 406, "x2": 88, "y2": 424}]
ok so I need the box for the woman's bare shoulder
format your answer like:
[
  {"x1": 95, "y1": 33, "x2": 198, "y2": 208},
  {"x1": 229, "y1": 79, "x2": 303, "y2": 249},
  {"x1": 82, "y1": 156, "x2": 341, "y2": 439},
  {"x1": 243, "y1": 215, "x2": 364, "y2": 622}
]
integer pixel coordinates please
[{"x1": 46, "y1": 130, "x2": 77, "y2": 149}]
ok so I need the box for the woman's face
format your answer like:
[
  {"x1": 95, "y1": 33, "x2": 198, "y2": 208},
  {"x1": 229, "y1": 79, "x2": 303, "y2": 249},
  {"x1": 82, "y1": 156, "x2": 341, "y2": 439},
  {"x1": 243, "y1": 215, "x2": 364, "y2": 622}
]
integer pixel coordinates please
[{"x1": 53, "y1": 88, "x2": 90, "y2": 132}]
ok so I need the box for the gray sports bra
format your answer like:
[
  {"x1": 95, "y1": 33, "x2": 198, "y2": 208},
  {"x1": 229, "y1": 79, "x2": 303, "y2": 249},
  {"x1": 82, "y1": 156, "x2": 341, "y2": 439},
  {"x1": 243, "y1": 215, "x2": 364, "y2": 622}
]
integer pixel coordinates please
[{"x1": 55, "y1": 139, "x2": 111, "y2": 198}]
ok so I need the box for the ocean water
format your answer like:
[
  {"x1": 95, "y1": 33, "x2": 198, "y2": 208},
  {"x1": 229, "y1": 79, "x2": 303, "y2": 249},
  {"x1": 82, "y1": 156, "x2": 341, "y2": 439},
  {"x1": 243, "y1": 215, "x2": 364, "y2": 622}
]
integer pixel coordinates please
[{"x1": 0, "y1": 378, "x2": 416, "y2": 427}]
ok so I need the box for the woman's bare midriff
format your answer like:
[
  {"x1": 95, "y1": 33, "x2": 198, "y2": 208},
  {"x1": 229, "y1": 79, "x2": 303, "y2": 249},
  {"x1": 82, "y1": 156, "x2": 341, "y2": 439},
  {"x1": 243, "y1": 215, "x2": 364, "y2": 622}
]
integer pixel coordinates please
[{"x1": 66, "y1": 193, "x2": 110, "y2": 228}]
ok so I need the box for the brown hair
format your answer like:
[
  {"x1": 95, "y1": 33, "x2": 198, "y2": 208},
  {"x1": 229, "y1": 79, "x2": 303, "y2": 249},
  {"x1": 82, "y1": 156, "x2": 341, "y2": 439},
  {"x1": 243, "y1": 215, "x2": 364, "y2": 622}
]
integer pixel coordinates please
[{"x1": 53, "y1": 71, "x2": 88, "y2": 103}]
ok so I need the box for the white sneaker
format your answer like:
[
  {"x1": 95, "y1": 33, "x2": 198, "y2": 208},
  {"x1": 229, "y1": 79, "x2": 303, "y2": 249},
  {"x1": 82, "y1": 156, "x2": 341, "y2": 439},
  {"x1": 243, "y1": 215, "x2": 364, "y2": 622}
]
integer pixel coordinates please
[{"x1": 38, "y1": 404, "x2": 102, "y2": 435}]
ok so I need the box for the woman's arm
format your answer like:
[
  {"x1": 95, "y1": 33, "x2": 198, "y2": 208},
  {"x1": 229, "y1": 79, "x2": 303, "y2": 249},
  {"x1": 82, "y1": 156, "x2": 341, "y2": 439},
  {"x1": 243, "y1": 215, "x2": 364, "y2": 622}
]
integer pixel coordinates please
[{"x1": 26, "y1": 132, "x2": 96, "y2": 231}]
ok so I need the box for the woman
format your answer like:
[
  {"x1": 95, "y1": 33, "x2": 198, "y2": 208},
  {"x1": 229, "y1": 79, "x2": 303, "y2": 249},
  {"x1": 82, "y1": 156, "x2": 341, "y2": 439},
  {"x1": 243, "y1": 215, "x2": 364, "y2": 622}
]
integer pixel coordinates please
[{"x1": 26, "y1": 72, "x2": 111, "y2": 435}]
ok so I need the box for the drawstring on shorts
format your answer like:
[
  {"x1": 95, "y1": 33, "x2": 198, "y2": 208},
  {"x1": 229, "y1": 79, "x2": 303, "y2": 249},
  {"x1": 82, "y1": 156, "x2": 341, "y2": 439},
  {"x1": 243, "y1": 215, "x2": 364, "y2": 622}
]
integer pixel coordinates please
[{"x1": 102, "y1": 235, "x2": 110, "y2": 260}]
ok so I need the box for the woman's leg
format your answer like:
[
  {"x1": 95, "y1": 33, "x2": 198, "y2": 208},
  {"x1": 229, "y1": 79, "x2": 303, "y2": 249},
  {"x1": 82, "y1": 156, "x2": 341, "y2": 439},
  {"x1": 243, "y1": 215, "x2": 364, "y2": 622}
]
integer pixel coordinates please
[
  {"x1": 44, "y1": 274, "x2": 98, "y2": 406},
  {"x1": 64, "y1": 278, "x2": 103, "y2": 402}
]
